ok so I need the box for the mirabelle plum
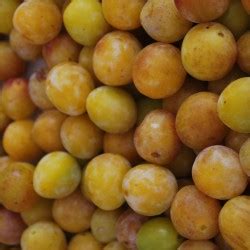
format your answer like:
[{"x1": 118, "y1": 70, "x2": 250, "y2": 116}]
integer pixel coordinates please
[
  {"x1": 21, "y1": 198, "x2": 53, "y2": 225},
  {"x1": 0, "y1": 162, "x2": 39, "y2": 212},
  {"x1": 42, "y1": 33, "x2": 81, "y2": 69},
  {"x1": 86, "y1": 86, "x2": 137, "y2": 133},
  {"x1": 102, "y1": 0, "x2": 146, "y2": 30},
  {"x1": 176, "y1": 92, "x2": 227, "y2": 150},
  {"x1": 224, "y1": 130, "x2": 249, "y2": 152},
  {"x1": 10, "y1": 29, "x2": 42, "y2": 61},
  {"x1": 21, "y1": 221, "x2": 67, "y2": 250},
  {"x1": 68, "y1": 232, "x2": 103, "y2": 250},
  {"x1": 78, "y1": 46, "x2": 95, "y2": 77},
  {"x1": 218, "y1": 77, "x2": 250, "y2": 133},
  {"x1": 0, "y1": 207, "x2": 26, "y2": 246},
  {"x1": 170, "y1": 185, "x2": 221, "y2": 240},
  {"x1": 2, "y1": 78, "x2": 36, "y2": 120},
  {"x1": 13, "y1": 0, "x2": 62, "y2": 45},
  {"x1": 33, "y1": 151, "x2": 81, "y2": 199},
  {"x1": 133, "y1": 43, "x2": 186, "y2": 99},
  {"x1": 122, "y1": 164, "x2": 177, "y2": 216},
  {"x1": 134, "y1": 109, "x2": 181, "y2": 165},
  {"x1": 181, "y1": 22, "x2": 237, "y2": 81},
  {"x1": 93, "y1": 31, "x2": 142, "y2": 86},
  {"x1": 242, "y1": 0, "x2": 250, "y2": 13},
  {"x1": 116, "y1": 208, "x2": 148, "y2": 249},
  {"x1": 175, "y1": 0, "x2": 230, "y2": 23},
  {"x1": 32, "y1": 109, "x2": 67, "y2": 153},
  {"x1": 178, "y1": 240, "x2": 219, "y2": 250},
  {"x1": 239, "y1": 138, "x2": 250, "y2": 176},
  {"x1": 192, "y1": 145, "x2": 248, "y2": 199},
  {"x1": 103, "y1": 241, "x2": 127, "y2": 250},
  {"x1": 140, "y1": 0, "x2": 192, "y2": 43},
  {"x1": 103, "y1": 129, "x2": 140, "y2": 164},
  {"x1": 219, "y1": 196, "x2": 250, "y2": 249},
  {"x1": 52, "y1": 189, "x2": 95, "y2": 233},
  {"x1": 28, "y1": 69, "x2": 54, "y2": 110},
  {"x1": 237, "y1": 31, "x2": 250, "y2": 74},
  {"x1": 0, "y1": 42, "x2": 25, "y2": 81},
  {"x1": 46, "y1": 62, "x2": 94, "y2": 115},
  {"x1": 63, "y1": 0, "x2": 110, "y2": 46},
  {"x1": 83, "y1": 153, "x2": 131, "y2": 210},
  {"x1": 0, "y1": 94, "x2": 11, "y2": 132},
  {"x1": 91, "y1": 208, "x2": 123, "y2": 243},
  {"x1": 3, "y1": 120, "x2": 43, "y2": 162},
  {"x1": 60, "y1": 115, "x2": 103, "y2": 159}
]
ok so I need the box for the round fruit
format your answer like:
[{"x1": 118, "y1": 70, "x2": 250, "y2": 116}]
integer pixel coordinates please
[
  {"x1": 224, "y1": 130, "x2": 249, "y2": 152},
  {"x1": 134, "y1": 109, "x2": 181, "y2": 165},
  {"x1": 136, "y1": 217, "x2": 183, "y2": 250},
  {"x1": 192, "y1": 145, "x2": 248, "y2": 199},
  {"x1": 46, "y1": 62, "x2": 94, "y2": 116},
  {"x1": 178, "y1": 240, "x2": 219, "y2": 250},
  {"x1": 52, "y1": 189, "x2": 95, "y2": 233},
  {"x1": 176, "y1": 92, "x2": 227, "y2": 150},
  {"x1": 140, "y1": 0, "x2": 192, "y2": 43},
  {"x1": 170, "y1": 185, "x2": 221, "y2": 240},
  {"x1": 239, "y1": 138, "x2": 250, "y2": 176},
  {"x1": 103, "y1": 241, "x2": 127, "y2": 250},
  {"x1": 181, "y1": 22, "x2": 237, "y2": 81},
  {"x1": 122, "y1": 164, "x2": 177, "y2": 216},
  {"x1": 86, "y1": 86, "x2": 137, "y2": 134},
  {"x1": 63, "y1": 0, "x2": 110, "y2": 46},
  {"x1": 219, "y1": 196, "x2": 250, "y2": 249},
  {"x1": 82, "y1": 153, "x2": 131, "y2": 210},
  {"x1": 218, "y1": 77, "x2": 250, "y2": 133},
  {"x1": 33, "y1": 151, "x2": 81, "y2": 199},
  {"x1": 237, "y1": 31, "x2": 250, "y2": 74},
  {"x1": 21, "y1": 221, "x2": 67, "y2": 250}
]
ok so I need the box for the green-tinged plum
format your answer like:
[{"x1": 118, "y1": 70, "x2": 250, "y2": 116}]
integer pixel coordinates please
[
  {"x1": 136, "y1": 217, "x2": 183, "y2": 250},
  {"x1": 239, "y1": 138, "x2": 250, "y2": 176},
  {"x1": 103, "y1": 241, "x2": 128, "y2": 250}
]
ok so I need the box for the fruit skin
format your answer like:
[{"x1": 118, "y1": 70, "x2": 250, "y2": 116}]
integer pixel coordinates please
[
  {"x1": 140, "y1": 0, "x2": 192, "y2": 43},
  {"x1": 116, "y1": 208, "x2": 148, "y2": 249},
  {"x1": 28, "y1": 69, "x2": 54, "y2": 110},
  {"x1": 3, "y1": 120, "x2": 43, "y2": 162},
  {"x1": 0, "y1": 42, "x2": 26, "y2": 81},
  {"x1": 192, "y1": 145, "x2": 248, "y2": 200},
  {"x1": 218, "y1": 0, "x2": 250, "y2": 38},
  {"x1": 239, "y1": 138, "x2": 250, "y2": 176},
  {"x1": 175, "y1": 0, "x2": 229, "y2": 23},
  {"x1": 177, "y1": 240, "x2": 219, "y2": 250},
  {"x1": 136, "y1": 217, "x2": 183, "y2": 250},
  {"x1": 68, "y1": 232, "x2": 103, "y2": 250},
  {"x1": 60, "y1": 114, "x2": 103, "y2": 160},
  {"x1": 93, "y1": 31, "x2": 142, "y2": 86},
  {"x1": 1, "y1": 78, "x2": 36, "y2": 120},
  {"x1": 63, "y1": 0, "x2": 110, "y2": 46},
  {"x1": 219, "y1": 196, "x2": 250, "y2": 249},
  {"x1": 181, "y1": 22, "x2": 237, "y2": 81},
  {"x1": 10, "y1": 29, "x2": 42, "y2": 61},
  {"x1": 91, "y1": 208, "x2": 123, "y2": 243},
  {"x1": 218, "y1": 77, "x2": 250, "y2": 133},
  {"x1": 32, "y1": 109, "x2": 67, "y2": 153},
  {"x1": 176, "y1": 92, "x2": 227, "y2": 151},
  {"x1": 0, "y1": 207, "x2": 26, "y2": 246},
  {"x1": 0, "y1": 162, "x2": 39, "y2": 213},
  {"x1": 170, "y1": 185, "x2": 221, "y2": 240},
  {"x1": 78, "y1": 46, "x2": 95, "y2": 77},
  {"x1": 83, "y1": 153, "x2": 131, "y2": 210},
  {"x1": 0, "y1": 0, "x2": 20, "y2": 35},
  {"x1": 122, "y1": 164, "x2": 178, "y2": 216},
  {"x1": 13, "y1": 0, "x2": 62, "y2": 45},
  {"x1": 33, "y1": 151, "x2": 81, "y2": 199},
  {"x1": 21, "y1": 198, "x2": 53, "y2": 226},
  {"x1": 224, "y1": 130, "x2": 249, "y2": 152},
  {"x1": 103, "y1": 241, "x2": 127, "y2": 250},
  {"x1": 42, "y1": 33, "x2": 81, "y2": 69},
  {"x1": 21, "y1": 221, "x2": 67, "y2": 250},
  {"x1": 237, "y1": 31, "x2": 250, "y2": 74},
  {"x1": 52, "y1": 189, "x2": 95, "y2": 233},
  {"x1": 86, "y1": 86, "x2": 137, "y2": 134},
  {"x1": 133, "y1": 42, "x2": 186, "y2": 99},
  {"x1": 102, "y1": 0, "x2": 146, "y2": 30},
  {"x1": 242, "y1": 0, "x2": 250, "y2": 14},
  {"x1": 134, "y1": 109, "x2": 181, "y2": 165},
  {"x1": 46, "y1": 62, "x2": 94, "y2": 116}
]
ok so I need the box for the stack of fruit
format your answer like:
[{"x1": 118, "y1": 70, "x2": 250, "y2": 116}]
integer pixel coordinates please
[{"x1": 0, "y1": 0, "x2": 249, "y2": 249}]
